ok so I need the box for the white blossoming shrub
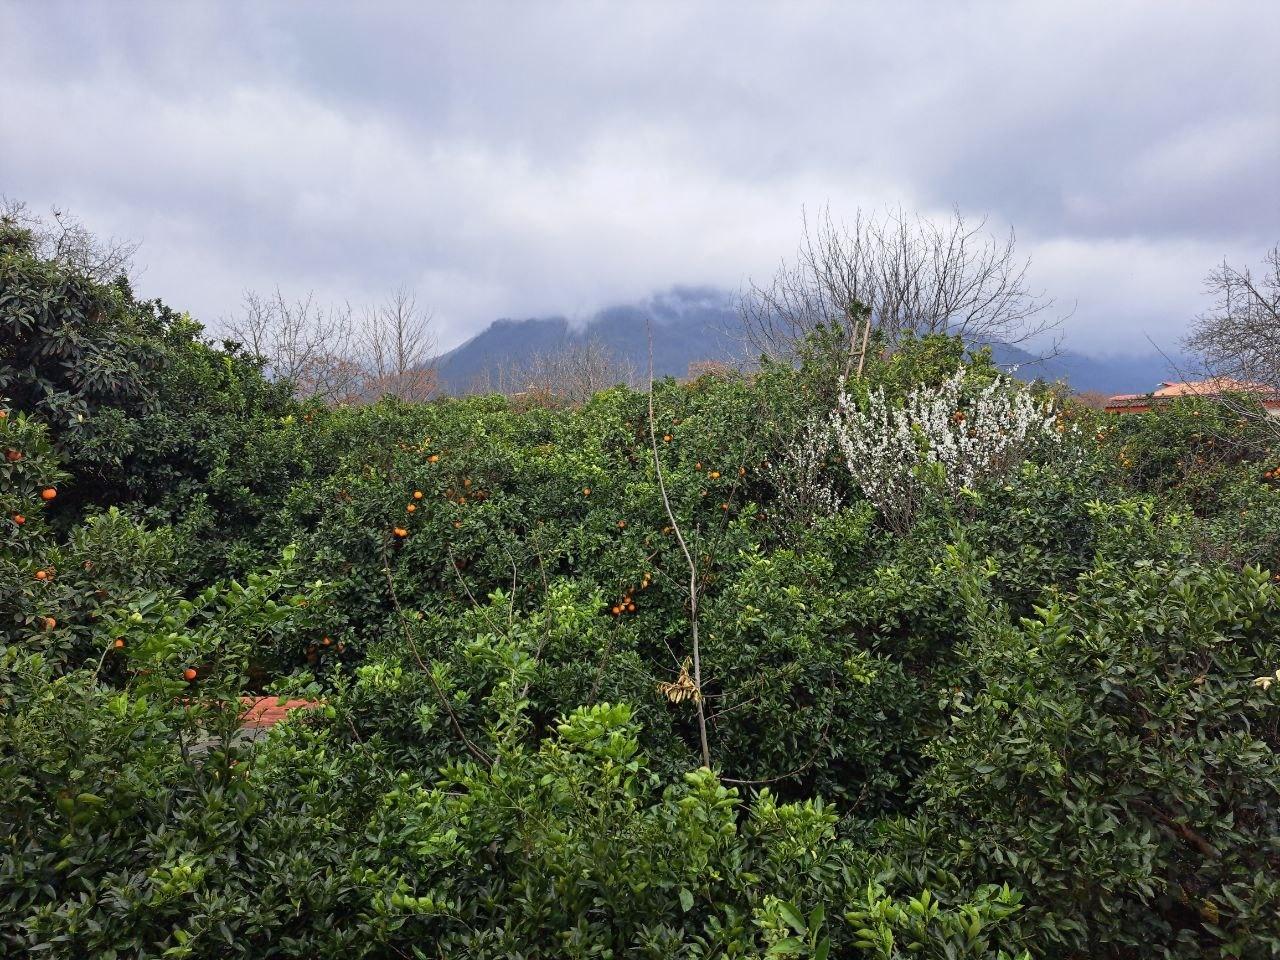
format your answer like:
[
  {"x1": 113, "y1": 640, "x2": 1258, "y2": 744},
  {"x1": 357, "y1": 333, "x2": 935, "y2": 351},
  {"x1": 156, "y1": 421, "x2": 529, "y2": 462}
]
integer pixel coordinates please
[
  {"x1": 833, "y1": 365, "x2": 1061, "y2": 531},
  {"x1": 766, "y1": 415, "x2": 842, "y2": 535}
]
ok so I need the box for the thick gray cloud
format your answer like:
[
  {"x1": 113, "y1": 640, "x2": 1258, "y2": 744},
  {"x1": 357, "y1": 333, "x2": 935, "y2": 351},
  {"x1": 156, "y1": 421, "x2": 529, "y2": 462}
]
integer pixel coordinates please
[{"x1": 2, "y1": 0, "x2": 1276, "y2": 354}]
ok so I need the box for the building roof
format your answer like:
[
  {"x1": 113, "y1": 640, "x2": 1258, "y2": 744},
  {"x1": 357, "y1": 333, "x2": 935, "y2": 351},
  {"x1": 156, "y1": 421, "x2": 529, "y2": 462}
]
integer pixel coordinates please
[
  {"x1": 239, "y1": 696, "x2": 321, "y2": 728},
  {"x1": 1105, "y1": 378, "x2": 1280, "y2": 411}
]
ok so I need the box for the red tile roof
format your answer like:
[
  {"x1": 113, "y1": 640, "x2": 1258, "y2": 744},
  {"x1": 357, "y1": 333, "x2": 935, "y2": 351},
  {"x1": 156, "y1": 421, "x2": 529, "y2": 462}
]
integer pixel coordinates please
[
  {"x1": 238, "y1": 696, "x2": 321, "y2": 728},
  {"x1": 1105, "y1": 379, "x2": 1280, "y2": 413}
]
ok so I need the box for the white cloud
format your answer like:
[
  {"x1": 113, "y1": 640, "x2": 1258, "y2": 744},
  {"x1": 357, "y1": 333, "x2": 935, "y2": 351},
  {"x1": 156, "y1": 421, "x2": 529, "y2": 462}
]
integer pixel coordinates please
[{"x1": 2, "y1": 0, "x2": 1276, "y2": 354}]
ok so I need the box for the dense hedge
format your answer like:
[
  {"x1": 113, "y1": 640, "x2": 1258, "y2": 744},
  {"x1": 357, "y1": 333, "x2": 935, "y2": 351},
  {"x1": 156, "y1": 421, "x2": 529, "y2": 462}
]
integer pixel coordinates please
[{"x1": 2, "y1": 228, "x2": 1279, "y2": 957}]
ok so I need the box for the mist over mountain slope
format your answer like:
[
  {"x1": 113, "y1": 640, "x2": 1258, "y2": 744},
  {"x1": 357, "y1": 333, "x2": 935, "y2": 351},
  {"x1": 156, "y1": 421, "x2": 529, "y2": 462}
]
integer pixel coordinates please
[
  {"x1": 435, "y1": 287, "x2": 742, "y2": 392},
  {"x1": 436, "y1": 287, "x2": 1180, "y2": 396}
]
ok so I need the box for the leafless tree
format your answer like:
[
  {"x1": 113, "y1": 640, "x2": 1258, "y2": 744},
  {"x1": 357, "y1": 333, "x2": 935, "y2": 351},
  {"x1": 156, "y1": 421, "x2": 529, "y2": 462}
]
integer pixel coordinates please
[
  {"x1": 684, "y1": 359, "x2": 734, "y2": 382},
  {"x1": 1072, "y1": 390, "x2": 1112, "y2": 411},
  {"x1": 359, "y1": 286, "x2": 438, "y2": 402},
  {"x1": 2, "y1": 197, "x2": 139, "y2": 283},
  {"x1": 1186, "y1": 244, "x2": 1280, "y2": 389},
  {"x1": 225, "y1": 289, "x2": 361, "y2": 404},
  {"x1": 469, "y1": 336, "x2": 636, "y2": 405},
  {"x1": 739, "y1": 206, "x2": 1059, "y2": 375},
  {"x1": 1182, "y1": 244, "x2": 1280, "y2": 437}
]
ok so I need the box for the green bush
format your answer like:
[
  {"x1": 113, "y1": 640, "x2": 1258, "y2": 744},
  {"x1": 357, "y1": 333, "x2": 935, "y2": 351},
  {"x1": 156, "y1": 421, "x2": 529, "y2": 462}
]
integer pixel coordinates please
[
  {"x1": 914, "y1": 544, "x2": 1280, "y2": 957},
  {"x1": 6, "y1": 224, "x2": 1280, "y2": 957}
]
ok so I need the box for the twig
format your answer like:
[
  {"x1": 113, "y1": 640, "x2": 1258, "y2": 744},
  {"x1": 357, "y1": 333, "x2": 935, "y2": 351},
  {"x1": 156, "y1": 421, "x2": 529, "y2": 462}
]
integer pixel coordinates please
[{"x1": 646, "y1": 319, "x2": 711, "y2": 768}]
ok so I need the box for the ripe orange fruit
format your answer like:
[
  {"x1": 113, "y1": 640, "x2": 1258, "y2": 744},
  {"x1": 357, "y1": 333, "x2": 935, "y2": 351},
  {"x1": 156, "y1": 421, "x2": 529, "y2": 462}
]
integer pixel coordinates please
[
  {"x1": 12, "y1": 514, "x2": 25, "y2": 525},
  {"x1": 695, "y1": 462, "x2": 703, "y2": 470},
  {"x1": 720, "y1": 502, "x2": 729, "y2": 510},
  {"x1": 113, "y1": 638, "x2": 125, "y2": 649},
  {"x1": 42, "y1": 616, "x2": 56, "y2": 630},
  {"x1": 406, "y1": 503, "x2": 416, "y2": 513},
  {"x1": 5, "y1": 449, "x2": 22, "y2": 462},
  {"x1": 453, "y1": 520, "x2": 462, "y2": 529},
  {"x1": 708, "y1": 470, "x2": 720, "y2": 479},
  {"x1": 610, "y1": 605, "x2": 621, "y2": 616},
  {"x1": 41, "y1": 488, "x2": 57, "y2": 501},
  {"x1": 34, "y1": 569, "x2": 48, "y2": 581},
  {"x1": 394, "y1": 527, "x2": 408, "y2": 538},
  {"x1": 739, "y1": 467, "x2": 746, "y2": 477},
  {"x1": 428, "y1": 454, "x2": 440, "y2": 463},
  {"x1": 413, "y1": 490, "x2": 423, "y2": 499},
  {"x1": 463, "y1": 478, "x2": 471, "y2": 488},
  {"x1": 617, "y1": 520, "x2": 627, "y2": 529},
  {"x1": 322, "y1": 636, "x2": 332, "y2": 646},
  {"x1": 663, "y1": 434, "x2": 672, "y2": 442},
  {"x1": 583, "y1": 487, "x2": 591, "y2": 496}
]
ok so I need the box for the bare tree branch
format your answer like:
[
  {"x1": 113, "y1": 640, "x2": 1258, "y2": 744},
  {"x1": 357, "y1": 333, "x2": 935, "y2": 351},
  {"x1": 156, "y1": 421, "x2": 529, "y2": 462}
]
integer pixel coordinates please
[
  {"x1": 645, "y1": 319, "x2": 711, "y2": 769},
  {"x1": 468, "y1": 336, "x2": 636, "y2": 406},
  {"x1": 226, "y1": 286, "x2": 438, "y2": 405},
  {"x1": 738, "y1": 205, "x2": 1060, "y2": 366},
  {"x1": 225, "y1": 289, "x2": 360, "y2": 403},
  {"x1": 2, "y1": 197, "x2": 139, "y2": 283},
  {"x1": 1183, "y1": 243, "x2": 1280, "y2": 438},
  {"x1": 359, "y1": 286, "x2": 438, "y2": 402}
]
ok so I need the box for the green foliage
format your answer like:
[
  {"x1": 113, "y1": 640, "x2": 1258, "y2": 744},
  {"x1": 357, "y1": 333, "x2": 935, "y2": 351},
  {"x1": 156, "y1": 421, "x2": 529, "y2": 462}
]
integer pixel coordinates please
[
  {"x1": 1, "y1": 226, "x2": 308, "y2": 575},
  {"x1": 5, "y1": 226, "x2": 1280, "y2": 957},
  {"x1": 917, "y1": 550, "x2": 1280, "y2": 957}
]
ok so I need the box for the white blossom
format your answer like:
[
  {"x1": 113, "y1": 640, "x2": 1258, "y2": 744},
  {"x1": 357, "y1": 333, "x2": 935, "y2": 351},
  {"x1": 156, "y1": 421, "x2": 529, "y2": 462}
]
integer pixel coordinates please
[
  {"x1": 767, "y1": 415, "x2": 842, "y2": 534},
  {"x1": 832, "y1": 365, "x2": 1061, "y2": 531}
]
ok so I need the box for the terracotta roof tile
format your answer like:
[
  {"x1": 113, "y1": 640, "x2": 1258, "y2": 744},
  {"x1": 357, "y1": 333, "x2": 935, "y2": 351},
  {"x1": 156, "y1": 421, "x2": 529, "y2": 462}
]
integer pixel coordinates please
[
  {"x1": 238, "y1": 696, "x2": 322, "y2": 728},
  {"x1": 1107, "y1": 378, "x2": 1275, "y2": 404}
]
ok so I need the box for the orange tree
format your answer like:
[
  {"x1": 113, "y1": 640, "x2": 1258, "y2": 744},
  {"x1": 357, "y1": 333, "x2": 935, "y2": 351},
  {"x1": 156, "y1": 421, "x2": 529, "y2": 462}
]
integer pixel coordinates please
[
  {"x1": 0, "y1": 415, "x2": 334, "y2": 955},
  {"x1": 0, "y1": 222, "x2": 322, "y2": 578},
  {"x1": 268, "y1": 340, "x2": 1035, "y2": 798}
]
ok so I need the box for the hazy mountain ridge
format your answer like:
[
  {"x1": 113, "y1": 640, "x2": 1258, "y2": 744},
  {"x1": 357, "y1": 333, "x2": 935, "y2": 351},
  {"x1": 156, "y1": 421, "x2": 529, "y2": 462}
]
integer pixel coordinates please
[{"x1": 436, "y1": 288, "x2": 1180, "y2": 396}]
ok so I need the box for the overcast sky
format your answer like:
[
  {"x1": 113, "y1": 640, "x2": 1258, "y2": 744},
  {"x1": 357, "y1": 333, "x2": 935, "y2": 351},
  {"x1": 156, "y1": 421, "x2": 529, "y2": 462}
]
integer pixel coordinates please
[{"x1": 2, "y1": 1, "x2": 1277, "y2": 354}]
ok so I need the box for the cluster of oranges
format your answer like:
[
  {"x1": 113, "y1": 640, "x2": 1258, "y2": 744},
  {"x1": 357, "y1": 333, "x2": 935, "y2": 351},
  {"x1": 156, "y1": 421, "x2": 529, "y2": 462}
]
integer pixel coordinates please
[
  {"x1": 608, "y1": 572, "x2": 652, "y2": 616},
  {"x1": 393, "y1": 489, "x2": 422, "y2": 539},
  {"x1": 1263, "y1": 468, "x2": 1280, "y2": 482},
  {"x1": 395, "y1": 474, "x2": 487, "y2": 539}
]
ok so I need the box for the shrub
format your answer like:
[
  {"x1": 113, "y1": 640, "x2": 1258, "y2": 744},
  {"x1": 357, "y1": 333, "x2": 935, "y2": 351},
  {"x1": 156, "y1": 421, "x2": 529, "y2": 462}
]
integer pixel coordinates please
[{"x1": 916, "y1": 550, "x2": 1280, "y2": 957}]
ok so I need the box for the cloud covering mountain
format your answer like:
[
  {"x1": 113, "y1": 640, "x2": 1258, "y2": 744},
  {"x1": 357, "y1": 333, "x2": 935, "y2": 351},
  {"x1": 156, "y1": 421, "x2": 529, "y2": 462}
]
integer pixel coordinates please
[
  {"x1": 436, "y1": 288, "x2": 1179, "y2": 396},
  {"x1": 2, "y1": 2, "x2": 1275, "y2": 357}
]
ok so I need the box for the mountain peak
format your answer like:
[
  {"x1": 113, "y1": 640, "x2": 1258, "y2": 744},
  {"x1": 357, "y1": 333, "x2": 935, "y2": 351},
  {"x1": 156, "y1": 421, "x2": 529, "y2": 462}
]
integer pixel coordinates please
[{"x1": 436, "y1": 290, "x2": 1179, "y2": 396}]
